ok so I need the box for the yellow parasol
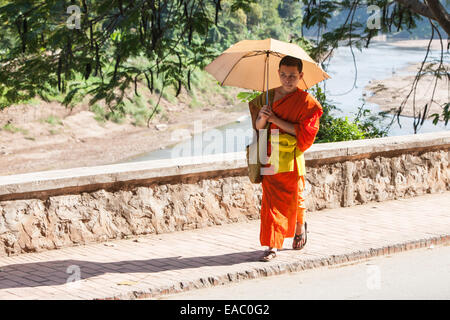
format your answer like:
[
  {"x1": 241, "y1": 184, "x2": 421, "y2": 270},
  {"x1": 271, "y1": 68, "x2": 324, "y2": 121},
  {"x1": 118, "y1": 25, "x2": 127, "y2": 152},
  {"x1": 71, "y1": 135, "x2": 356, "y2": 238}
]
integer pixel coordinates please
[{"x1": 205, "y1": 38, "x2": 331, "y2": 103}]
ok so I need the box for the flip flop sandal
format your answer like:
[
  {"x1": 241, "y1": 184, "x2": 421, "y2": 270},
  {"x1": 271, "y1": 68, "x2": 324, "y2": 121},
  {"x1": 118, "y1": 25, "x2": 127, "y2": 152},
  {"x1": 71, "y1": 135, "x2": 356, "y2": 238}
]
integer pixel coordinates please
[
  {"x1": 260, "y1": 250, "x2": 277, "y2": 262},
  {"x1": 293, "y1": 222, "x2": 308, "y2": 250}
]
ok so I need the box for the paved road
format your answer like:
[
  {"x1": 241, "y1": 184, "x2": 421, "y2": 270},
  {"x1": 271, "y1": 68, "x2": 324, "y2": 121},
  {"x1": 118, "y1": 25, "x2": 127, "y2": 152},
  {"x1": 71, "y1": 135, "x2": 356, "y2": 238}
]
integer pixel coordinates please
[
  {"x1": 0, "y1": 192, "x2": 448, "y2": 299},
  {"x1": 160, "y1": 244, "x2": 450, "y2": 300}
]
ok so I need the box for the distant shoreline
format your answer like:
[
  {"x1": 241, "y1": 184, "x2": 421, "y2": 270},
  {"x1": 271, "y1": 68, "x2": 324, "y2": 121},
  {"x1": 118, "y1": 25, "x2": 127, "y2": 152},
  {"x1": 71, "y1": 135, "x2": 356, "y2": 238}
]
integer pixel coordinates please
[
  {"x1": 364, "y1": 45, "x2": 449, "y2": 120},
  {"x1": 1, "y1": 39, "x2": 447, "y2": 176},
  {"x1": 382, "y1": 39, "x2": 449, "y2": 51}
]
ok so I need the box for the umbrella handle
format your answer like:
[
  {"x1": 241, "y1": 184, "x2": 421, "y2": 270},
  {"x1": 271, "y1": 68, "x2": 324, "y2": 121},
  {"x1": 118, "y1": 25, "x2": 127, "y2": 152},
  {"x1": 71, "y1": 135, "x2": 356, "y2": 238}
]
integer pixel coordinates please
[{"x1": 265, "y1": 52, "x2": 270, "y2": 108}]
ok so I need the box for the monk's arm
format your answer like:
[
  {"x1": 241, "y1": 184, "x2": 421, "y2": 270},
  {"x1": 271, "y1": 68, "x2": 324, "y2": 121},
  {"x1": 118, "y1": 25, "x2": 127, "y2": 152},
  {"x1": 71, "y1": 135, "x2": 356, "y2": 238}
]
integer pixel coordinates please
[
  {"x1": 255, "y1": 114, "x2": 269, "y2": 130},
  {"x1": 269, "y1": 116, "x2": 296, "y2": 136},
  {"x1": 294, "y1": 110, "x2": 323, "y2": 152},
  {"x1": 254, "y1": 104, "x2": 271, "y2": 130},
  {"x1": 255, "y1": 104, "x2": 296, "y2": 134}
]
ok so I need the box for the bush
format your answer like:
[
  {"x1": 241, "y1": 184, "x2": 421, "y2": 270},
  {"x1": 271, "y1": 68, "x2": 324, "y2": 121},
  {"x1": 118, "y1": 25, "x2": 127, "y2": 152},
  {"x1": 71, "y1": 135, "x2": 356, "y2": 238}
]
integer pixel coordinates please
[
  {"x1": 311, "y1": 86, "x2": 388, "y2": 143},
  {"x1": 316, "y1": 116, "x2": 365, "y2": 142},
  {"x1": 237, "y1": 86, "x2": 388, "y2": 143}
]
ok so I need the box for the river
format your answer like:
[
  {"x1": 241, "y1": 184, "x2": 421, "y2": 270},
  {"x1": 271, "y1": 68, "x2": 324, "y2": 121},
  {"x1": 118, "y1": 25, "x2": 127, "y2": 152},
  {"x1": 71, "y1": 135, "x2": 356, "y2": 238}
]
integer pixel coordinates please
[{"x1": 120, "y1": 41, "x2": 449, "y2": 163}]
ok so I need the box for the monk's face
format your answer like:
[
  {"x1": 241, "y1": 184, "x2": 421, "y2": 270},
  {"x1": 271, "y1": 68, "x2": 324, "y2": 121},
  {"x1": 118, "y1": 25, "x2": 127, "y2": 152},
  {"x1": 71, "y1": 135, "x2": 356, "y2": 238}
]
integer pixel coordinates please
[{"x1": 278, "y1": 65, "x2": 303, "y2": 92}]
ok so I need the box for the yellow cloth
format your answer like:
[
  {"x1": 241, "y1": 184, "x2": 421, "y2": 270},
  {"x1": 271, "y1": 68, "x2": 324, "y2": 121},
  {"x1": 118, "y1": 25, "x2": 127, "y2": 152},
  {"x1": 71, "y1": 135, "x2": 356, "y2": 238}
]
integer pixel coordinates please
[{"x1": 268, "y1": 133, "x2": 305, "y2": 176}]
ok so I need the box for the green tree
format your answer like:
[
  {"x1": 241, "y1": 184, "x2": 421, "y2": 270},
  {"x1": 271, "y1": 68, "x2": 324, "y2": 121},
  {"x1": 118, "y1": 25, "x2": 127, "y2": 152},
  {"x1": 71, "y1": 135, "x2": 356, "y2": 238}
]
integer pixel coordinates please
[
  {"x1": 310, "y1": 86, "x2": 388, "y2": 143},
  {"x1": 246, "y1": 2, "x2": 263, "y2": 26},
  {"x1": 0, "y1": 0, "x2": 255, "y2": 115},
  {"x1": 297, "y1": 0, "x2": 449, "y2": 133}
]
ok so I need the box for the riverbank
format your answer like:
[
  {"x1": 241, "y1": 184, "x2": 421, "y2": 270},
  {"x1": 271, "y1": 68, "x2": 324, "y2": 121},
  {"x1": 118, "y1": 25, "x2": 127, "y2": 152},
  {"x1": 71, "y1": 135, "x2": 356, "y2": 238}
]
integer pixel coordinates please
[
  {"x1": 0, "y1": 84, "x2": 248, "y2": 176},
  {"x1": 385, "y1": 39, "x2": 449, "y2": 51},
  {"x1": 1, "y1": 39, "x2": 448, "y2": 176},
  {"x1": 364, "y1": 60, "x2": 449, "y2": 119},
  {"x1": 368, "y1": 39, "x2": 449, "y2": 120}
]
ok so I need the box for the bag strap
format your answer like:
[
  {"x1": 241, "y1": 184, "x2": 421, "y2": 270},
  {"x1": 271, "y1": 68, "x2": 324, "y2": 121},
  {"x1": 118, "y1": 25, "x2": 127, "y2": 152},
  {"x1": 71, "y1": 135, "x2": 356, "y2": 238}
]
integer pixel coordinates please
[
  {"x1": 264, "y1": 89, "x2": 275, "y2": 131},
  {"x1": 250, "y1": 89, "x2": 274, "y2": 138}
]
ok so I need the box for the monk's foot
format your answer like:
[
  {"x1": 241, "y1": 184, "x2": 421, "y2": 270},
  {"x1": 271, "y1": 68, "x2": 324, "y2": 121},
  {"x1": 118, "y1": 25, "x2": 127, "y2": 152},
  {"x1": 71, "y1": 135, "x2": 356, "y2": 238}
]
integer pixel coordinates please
[
  {"x1": 260, "y1": 248, "x2": 277, "y2": 262},
  {"x1": 293, "y1": 222, "x2": 307, "y2": 250}
]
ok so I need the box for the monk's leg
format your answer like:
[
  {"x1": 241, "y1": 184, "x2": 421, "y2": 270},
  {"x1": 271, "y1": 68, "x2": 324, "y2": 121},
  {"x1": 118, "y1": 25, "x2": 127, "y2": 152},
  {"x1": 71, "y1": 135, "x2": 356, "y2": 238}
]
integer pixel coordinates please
[
  {"x1": 296, "y1": 175, "x2": 306, "y2": 229},
  {"x1": 294, "y1": 176, "x2": 307, "y2": 249}
]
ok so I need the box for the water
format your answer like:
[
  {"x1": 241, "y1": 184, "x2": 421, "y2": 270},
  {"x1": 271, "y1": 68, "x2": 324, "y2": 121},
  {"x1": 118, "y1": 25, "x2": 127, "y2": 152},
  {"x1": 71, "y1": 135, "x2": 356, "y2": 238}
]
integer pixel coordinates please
[
  {"x1": 121, "y1": 42, "x2": 449, "y2": 163},
  {"x1": 123, "y1": 118, "x2": 255, "y2": 163},
  {"x1": 324, "y1": 41, "x2": 449, "y2": 136}
]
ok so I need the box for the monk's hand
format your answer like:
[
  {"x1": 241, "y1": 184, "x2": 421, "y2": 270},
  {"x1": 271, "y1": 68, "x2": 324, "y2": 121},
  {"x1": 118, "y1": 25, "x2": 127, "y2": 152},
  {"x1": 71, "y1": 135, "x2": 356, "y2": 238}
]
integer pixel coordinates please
[{"x1": 258, "y1": 105, "x2": 274, "y2": 122}]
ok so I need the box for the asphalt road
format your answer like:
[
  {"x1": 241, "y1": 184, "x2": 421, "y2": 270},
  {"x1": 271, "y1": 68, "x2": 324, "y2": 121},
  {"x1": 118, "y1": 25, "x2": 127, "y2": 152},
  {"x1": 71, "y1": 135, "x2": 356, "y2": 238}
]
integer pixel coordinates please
[{"x1": 159, "y1": 244, "x2": 450, "y2": 300}]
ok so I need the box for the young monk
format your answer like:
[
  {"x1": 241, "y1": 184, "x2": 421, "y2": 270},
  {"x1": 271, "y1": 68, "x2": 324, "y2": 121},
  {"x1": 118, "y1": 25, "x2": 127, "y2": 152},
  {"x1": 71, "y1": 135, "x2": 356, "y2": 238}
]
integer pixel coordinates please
[{"x1": 249, "y1": 55, "x2": 323, "y2": 262}]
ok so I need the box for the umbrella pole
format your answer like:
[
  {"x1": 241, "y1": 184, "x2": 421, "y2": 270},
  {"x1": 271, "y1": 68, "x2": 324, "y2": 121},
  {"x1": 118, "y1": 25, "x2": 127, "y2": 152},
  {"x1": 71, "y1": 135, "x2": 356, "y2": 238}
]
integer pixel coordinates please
[{"x1": 265, "y1": 52, "x2": 269, "y2": 107}]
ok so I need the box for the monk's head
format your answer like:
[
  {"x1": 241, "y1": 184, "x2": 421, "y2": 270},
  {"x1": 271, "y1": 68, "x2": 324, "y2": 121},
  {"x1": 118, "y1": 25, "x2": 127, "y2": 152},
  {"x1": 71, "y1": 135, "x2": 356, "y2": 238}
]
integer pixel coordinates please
[{"x1": 278, "y1": 55, "x2": 303, "y2": 92}]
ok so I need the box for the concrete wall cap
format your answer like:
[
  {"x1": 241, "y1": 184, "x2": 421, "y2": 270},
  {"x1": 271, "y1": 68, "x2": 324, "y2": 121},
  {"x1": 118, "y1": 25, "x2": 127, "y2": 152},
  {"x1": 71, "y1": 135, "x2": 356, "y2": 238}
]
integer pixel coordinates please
[{"x1": 0, "y1": 131, "x2": 448, "y2": 196}]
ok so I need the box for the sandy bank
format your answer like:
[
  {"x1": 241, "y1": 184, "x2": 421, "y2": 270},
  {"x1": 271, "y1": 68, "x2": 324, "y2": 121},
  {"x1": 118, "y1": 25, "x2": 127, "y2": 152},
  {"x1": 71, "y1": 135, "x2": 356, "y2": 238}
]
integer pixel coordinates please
[
  {"x1": 364, "y1": 60, "x2": 449, "y2": 119},
  {"x1": 0, "y1": 87, "x2": 249, "y2": 176},
  {"x1": 385, "y1": 39, "x2": 449, "y2": 51}
]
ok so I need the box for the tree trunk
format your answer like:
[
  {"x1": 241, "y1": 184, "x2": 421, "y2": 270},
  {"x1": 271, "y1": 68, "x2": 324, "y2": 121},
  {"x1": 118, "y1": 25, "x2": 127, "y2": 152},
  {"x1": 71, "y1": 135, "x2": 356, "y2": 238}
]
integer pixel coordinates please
[
  {"x1": 424, "y1": 0, "x2": 450, "y2": 37},
  {"x1": 395, "y1": 0, "x2": 450, "y2": 37}
]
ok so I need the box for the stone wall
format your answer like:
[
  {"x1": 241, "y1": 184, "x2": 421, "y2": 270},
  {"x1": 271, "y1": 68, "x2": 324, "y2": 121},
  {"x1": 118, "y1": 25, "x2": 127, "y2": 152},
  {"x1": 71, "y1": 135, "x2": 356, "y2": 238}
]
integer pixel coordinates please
[
  {"x1": 306, "y1": 149, "x2": 448, "y2": 210},
  {"x1": 0, "y1": 131, "x2": 449, "y2": 256}
]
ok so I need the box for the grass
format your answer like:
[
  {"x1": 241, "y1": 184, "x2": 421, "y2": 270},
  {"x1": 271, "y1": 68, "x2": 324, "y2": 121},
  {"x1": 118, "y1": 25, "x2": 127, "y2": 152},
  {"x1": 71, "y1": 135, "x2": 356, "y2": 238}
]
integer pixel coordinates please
[
  {"x1": 90, "y1": 103, "x2": 107, "y2": 123},
  {"x1": 2, "y1": 123, "x2": 28, "y2": 135},
  {"x1": 1, "y1": 55, "x2": 241, "y2": 128},
  {"x1": 159, "y1": 111, "x2": 169, "y2": 122},
  {"x1": 25, "y1": 97, "x2": 41, "y2": 106},
  {"x1": 107, "y1": 109, "x2": 125, "y2": 124},
  {"x1": 41, "y1": 115, "x2": 63, "y2": 126},
  {"x1": 188, "y1": 88, "x2": 203, "y2": 109},
  {"x1": 162, "y1": 86, "x2": 177, "y2": 104},
  {"x1": 222, "y1": 92, "x2": 236, "y2": 105},
  {"x1": 189, "y1": 98, "x2": 202, "y2": 109},
  {"x1": 38, "y1": 83, "x2": 66, "y2": 104},
  {"x1": 123, "y1": 94, "x2": 152, "y2": 127}
]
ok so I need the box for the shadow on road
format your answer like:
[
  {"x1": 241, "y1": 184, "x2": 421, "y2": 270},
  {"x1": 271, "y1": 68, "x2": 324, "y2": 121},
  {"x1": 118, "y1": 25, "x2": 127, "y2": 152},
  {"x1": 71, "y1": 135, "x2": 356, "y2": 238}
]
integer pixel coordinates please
[{"x1": 0, "y1": 250, "x2": 265, "y2": 289}]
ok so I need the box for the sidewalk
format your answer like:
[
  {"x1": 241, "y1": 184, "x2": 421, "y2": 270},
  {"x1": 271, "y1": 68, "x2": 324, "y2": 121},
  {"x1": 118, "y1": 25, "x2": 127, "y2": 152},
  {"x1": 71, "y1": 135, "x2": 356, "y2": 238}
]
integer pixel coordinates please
[{"x1": 0, "y1": 192, "x2": 449, "y2": 300}]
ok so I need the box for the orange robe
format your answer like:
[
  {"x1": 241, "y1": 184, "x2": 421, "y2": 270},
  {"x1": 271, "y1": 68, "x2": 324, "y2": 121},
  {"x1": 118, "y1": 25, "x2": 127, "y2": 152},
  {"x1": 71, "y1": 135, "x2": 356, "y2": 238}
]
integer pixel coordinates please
[{"x1": 255, "y1": 88, "x2": 323, "y2": 249}]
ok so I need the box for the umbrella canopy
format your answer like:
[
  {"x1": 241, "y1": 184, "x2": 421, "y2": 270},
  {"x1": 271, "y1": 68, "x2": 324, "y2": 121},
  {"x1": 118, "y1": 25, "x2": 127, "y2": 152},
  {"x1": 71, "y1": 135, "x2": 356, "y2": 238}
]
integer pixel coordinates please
[{"x1": 205, "y1": 38, "x2": 330, "y2": 92}]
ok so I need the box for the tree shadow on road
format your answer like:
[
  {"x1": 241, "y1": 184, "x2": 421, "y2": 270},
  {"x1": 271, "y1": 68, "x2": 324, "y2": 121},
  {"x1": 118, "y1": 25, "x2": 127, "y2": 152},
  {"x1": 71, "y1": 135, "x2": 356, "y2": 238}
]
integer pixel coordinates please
[{"x1": 0, "y1": 250, "x2": 265, "y2": 289}]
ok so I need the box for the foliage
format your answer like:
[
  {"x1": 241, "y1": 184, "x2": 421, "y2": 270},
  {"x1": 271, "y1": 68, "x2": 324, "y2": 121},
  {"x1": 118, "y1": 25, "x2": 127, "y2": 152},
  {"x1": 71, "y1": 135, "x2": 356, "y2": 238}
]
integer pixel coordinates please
[
  {"x1": 210, "y1": 0, "x2": 303, "y2": 53},
  {"x1": 316, "y1": 116, "x2": 367, "y2": 142},
  {"x1": 0, "y1": 0, "x2": 255, "y2": 113},
  {"x1": 297, "y1": 0, "x2": 450, "y2": 132},
  {"x1": 431, "y1": 102, "x2": 450, "y2": 126},
  {"x1": 237, "y1": 85, "x2": 388, "y2": 143},
  {"x1": 236, "y1": 31, "x2": 388, "y2": 143},
  {"x1": 0, "y1": 0, "x2": 305, "y2": 124},
  {"x1": 1, "y1": 0, "x2": 446, "y2": 136},
  {"x1": 236, "y1": 90, "x2": 260, "y2": 103},
  {"x1": 353, "y1": 101, "x2": 390, "y2": 139},
  {"x1": 311, "y1": 86, "x2": 388, "y2": 143}
]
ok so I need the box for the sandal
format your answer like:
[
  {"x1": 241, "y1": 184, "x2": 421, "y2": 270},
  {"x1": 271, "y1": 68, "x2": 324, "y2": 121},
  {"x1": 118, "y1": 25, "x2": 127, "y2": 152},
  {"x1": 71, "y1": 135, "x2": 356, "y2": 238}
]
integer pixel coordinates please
[
  {"x1": 292, "y1": 222, "x2": 307, "y2": 250},
  {"x1": 260, "y1": 250, "x2": 277, "y2": 262}
]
